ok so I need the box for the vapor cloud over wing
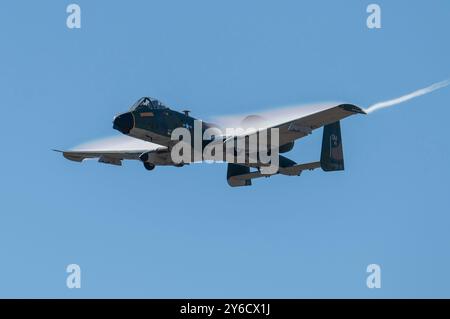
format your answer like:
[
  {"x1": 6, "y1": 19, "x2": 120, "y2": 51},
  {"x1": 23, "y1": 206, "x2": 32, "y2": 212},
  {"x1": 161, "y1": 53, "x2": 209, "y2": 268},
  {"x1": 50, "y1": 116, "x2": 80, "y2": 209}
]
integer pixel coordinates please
[
  {"x1": 211, "y1": 102, "x2": 341, "y2": 131},
  {"x1": 72, "y1": 135, "x2": 161, "y2": 151}
]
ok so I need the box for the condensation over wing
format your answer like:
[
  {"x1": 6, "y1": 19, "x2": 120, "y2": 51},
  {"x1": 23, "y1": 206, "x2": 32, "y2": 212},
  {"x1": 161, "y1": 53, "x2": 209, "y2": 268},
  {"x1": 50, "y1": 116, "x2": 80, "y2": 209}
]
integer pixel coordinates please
[
  {"x1": 213, "y1": 103, "x2": 365, "y2": 145},
  {"x1": 54, "y1": 135, "x2": 166, "y2": 166}
]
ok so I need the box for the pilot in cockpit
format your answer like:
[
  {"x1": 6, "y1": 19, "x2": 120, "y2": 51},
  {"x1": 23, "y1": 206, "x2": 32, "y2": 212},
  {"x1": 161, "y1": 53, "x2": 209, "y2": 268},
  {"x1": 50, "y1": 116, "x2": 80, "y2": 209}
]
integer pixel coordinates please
[{"x1": 130, "y1": 97, "x2": 168, "y2": 111}]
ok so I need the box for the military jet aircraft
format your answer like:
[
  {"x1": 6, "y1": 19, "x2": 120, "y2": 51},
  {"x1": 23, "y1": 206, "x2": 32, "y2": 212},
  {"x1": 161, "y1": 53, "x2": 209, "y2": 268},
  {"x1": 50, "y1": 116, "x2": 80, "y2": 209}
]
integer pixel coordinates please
[{"x1": 56, "y1": 97, "x2": 366, "y2": 187}]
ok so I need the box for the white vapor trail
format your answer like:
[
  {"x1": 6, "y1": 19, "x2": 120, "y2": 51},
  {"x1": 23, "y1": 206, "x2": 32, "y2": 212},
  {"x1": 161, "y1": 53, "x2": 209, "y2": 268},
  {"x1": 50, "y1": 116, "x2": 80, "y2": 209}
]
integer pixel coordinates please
[{"x1": 364, "y1": 79, "x2": 450, "y2": 114}]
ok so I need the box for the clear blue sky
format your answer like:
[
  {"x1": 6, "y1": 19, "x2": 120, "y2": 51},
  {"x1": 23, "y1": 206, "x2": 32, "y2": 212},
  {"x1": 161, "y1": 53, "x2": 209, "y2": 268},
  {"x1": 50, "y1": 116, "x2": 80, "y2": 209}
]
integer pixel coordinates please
[{"x1": 0, "y1": 0, "x2": 449, "y2": 298}]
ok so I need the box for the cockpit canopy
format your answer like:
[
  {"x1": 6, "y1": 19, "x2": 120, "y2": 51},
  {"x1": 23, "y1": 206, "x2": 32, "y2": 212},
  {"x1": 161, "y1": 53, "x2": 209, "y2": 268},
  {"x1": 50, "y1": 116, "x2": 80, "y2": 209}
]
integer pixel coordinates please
[{"x1": 129, "y1": 97, "x2": 168, "y2": 111}]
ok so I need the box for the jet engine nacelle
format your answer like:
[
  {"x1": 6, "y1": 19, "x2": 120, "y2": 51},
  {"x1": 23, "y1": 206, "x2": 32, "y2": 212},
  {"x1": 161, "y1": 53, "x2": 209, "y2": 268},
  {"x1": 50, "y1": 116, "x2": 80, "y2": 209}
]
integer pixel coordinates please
[{"x1": 241, "y1": 114, "x2": 265, "y2": 128}]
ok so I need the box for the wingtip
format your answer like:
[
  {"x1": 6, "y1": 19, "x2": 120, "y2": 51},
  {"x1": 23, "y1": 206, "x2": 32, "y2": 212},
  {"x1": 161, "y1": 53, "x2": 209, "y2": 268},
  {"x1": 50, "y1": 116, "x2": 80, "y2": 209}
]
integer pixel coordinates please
[{"x1": 338, "y1": 104, "x2": 367, "y2": 115}]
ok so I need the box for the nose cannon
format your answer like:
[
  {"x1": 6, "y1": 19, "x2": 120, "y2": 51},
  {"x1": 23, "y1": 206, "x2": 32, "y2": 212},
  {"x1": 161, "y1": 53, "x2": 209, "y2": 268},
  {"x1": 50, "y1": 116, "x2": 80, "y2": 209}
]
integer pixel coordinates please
[{"x1": 113, "y1": 112, "x2": 134, "y2": 134}]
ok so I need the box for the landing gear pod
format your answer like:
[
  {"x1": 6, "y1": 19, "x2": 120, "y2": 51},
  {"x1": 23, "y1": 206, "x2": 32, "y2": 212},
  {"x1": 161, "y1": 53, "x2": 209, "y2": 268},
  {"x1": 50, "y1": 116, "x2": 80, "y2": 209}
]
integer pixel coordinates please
[{"x1": 143, "y1": 162, "x2": 155, "y2": 171}]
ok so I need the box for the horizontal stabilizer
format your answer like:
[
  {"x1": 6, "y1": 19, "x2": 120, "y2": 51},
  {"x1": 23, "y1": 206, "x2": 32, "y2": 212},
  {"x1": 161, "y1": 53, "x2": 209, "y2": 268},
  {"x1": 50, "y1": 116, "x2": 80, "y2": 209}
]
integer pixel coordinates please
[
  {"x1": 228, "y1": 170, "x2": 267, "y2": 186},
  {"x1": 227, "y1": 159, "x2": 321, "y2": 187},
  {"x1": 279, "y1": 161, "x2": 321, "y2": 176}
]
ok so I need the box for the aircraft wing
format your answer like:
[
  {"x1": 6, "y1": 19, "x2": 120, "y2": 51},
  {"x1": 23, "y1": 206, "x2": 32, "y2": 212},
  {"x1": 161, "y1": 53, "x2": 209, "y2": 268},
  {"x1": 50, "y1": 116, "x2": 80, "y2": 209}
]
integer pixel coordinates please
[
  {"x1": 55, "y1": 136, "x2": 166, "y2": 166},
  {"x1": 224, "y1": 103, "x2": 365, "y2": 146},
  {"x1": 273, "y1": 103, "x2": 365, "y2": 145},
  {"x1": 54, "y1": 149, "x2": 151, "y2": 166},
  {"x1": 266, "y1": 104, "x2": 366, "y2": 145}
]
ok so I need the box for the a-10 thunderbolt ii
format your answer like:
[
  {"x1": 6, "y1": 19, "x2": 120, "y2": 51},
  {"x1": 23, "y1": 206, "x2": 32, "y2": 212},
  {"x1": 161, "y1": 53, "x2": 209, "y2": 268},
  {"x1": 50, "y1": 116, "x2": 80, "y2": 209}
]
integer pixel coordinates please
[{"x1": 56, "y1": 97, "x2": 366, "y2": 187}]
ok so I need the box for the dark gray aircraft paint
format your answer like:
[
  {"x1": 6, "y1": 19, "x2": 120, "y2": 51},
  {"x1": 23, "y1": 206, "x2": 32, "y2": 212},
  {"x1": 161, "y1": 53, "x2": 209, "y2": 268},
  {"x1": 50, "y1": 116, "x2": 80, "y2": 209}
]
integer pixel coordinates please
[{"x1": 58, "y1": 96, "x2": 365, "y2": 187}]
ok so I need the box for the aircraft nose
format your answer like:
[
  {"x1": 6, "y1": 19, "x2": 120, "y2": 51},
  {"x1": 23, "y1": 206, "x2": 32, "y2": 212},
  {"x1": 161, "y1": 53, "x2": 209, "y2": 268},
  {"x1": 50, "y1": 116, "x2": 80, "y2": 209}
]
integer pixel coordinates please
[{"x1": 113, "y1": 112, "x2": 134, "y2": 134}]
